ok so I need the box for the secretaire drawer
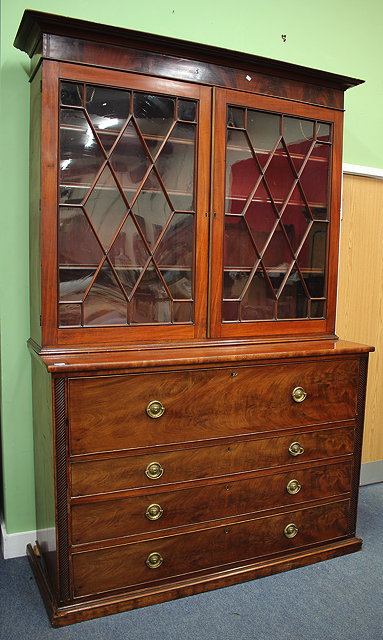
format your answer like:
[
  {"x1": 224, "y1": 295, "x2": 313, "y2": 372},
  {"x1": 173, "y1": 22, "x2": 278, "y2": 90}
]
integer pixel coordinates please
[
  {"x1": 71, "y1": 461, "x2": 352, "y2": 544},
  {"x1": 71, "y1": 426, "x2": 355, "y2": 496},
  {"x1": 68, "y1": 359, "x2": 359, "y2": 455},
  {"x1": 72, "y1": 500, "x2": 350, "y2": 597}
]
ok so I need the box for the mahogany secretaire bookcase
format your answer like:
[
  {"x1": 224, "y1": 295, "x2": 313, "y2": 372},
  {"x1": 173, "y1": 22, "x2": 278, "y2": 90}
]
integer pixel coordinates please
[{"x1": 14, "y1": 10, "x2": 373, "y2": 626}]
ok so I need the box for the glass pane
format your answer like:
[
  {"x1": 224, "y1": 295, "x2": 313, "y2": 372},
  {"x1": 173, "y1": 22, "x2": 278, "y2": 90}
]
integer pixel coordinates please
[
  {"x1": 262, "y1": 224, "x2": 293, "y2": 272},
  {"x1": 60, "y1": 109, "x2": 105, "y2": 188},
  {"x1": 109, "y1": 120, "x2": 151, "y2": 192},
  {"x1": 108, "y1": 216, "x2": 150, "y2": 267},
  {"x1": 241, "y1": 271, "x2": 275, "y2": 320},
  {"x1": 311, "y1": 300, "x2": 325, "y2": 318},
  {"x1": 83, "y1": 264, "x2": 127, "y2": 325},
  {"x1": 247, "y1": 110, "x2": 281, "y2": 167},
  {"x1": 117, "y1": 268, "x2": 143, "y2": 298},
  {"x1": 173, "y1": 301, "x2": 193, "y2": 323},
  {"x1": 86, "y1": 85, "x2": 130, "y2": 134},
  {"x1": 280, "y1": 203, "x2": 311, "y2": 253},
  {"x1": 131, "y1": 171, "x2": 173, "y2": 248},
  {"x1": 316, "y1": 122, "x2": 331, "y2": 143},
  {"x1": 155, "y1": 123, "x2": 195, "y2": 201},
  {"x1": 60, "y1": 185, "x2": 87, "y2": 205},
  {"x1": 227, "y1": 107, "x2": 245, "y2": 128},
  {"x1": 223, "y1": 271, "x2": 250, "y2": 299},
  {"x1": 300, "y1": 144, "x2": 329, "y2": 204},
  {"x1": 59, "y1": 303, "x2": 81, "y2": 326},
  {"x1": 131, "y1": 266, "x2": 171, "y2": 323},
  {"x1": 155, "y1": 214, "x2": 194, "y2": 267},
  {"x1": 283, "y1": 117, "x2": 314, "y2": 170},
  {"x1": 222, "y1": 300, "x2": 240, "y2": 322},
  {"x1": 224, "y1": 217, "x2": 256, "y2": 268},
  {"x1": 178, "y1": 100, "x2": 197, "y2": 122},
  {"x1": 264, "y1": 152, "x2": 296, "y2": 205},
  {"x1": 84, "y1": 165, "x2": 129, "y2": 250},
  {"x1": 226, "y1": 130, "x2": 261, "y2": 207},
  {"x1": 61, "y1": 82, "x2": 83, "y2": 106},
  {"x1": 59, "y1": 268, "x2": 95, "y2": 302},
  {"x1": 134, "y1": 93, "x2": 175, "y2": 154},
  {"x1": 298, "y1": 222, "x2": 328, "y2": 298},
  {"x1": 59, "y1": 207, "x2": 103, "y2": 266},
  {"x1": 277, "y1": 269, "x2": 308, "y2": 319},
  {"x1": 161, "y1": 269, "x2": 192, "y2": 299},
  {"x1": 245, "y1": 200, "x2": 277, "y2": 254}
]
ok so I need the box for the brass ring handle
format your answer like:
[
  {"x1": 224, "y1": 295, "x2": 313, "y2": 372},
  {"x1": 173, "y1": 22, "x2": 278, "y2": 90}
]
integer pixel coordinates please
[
  {"x1": 288, "y1": 441, "x2": 304, "y2": 457},
  {"x1": 145, "y1": 503, "x2": 164, "y2": 521},
  {"x1": 292, "y1": 387, "x2": 307, "y2": 403},
  {"x1": 284, "y1": 523, "x2": 299, "y2": 539},
  {"x1": 286, "y1": 479, "x2": 302, "y2": 495},
  {"x1": 145, "y1": 462, "x2": 164, "y2": 480},
  {"x1": 146, "y1": 400, "x2": 165, "y2": 419},
  {"x1": 145, "y1": 552, "x2": 163, "y2": 569}
]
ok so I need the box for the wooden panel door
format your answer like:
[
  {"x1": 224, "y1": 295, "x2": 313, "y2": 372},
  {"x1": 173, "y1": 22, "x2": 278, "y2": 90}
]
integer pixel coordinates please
[{"x1": 209, "y1": 88, "x2": 344, "y2": 340}]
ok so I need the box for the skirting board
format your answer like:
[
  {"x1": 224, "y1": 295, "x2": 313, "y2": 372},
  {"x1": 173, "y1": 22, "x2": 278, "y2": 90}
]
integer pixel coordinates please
[
  {"x1": 1, "y1": 460, "x2": 382, "y2": 559},
  {"x1": 1, "y1": 518, "x2": 36, "y2": 560}
]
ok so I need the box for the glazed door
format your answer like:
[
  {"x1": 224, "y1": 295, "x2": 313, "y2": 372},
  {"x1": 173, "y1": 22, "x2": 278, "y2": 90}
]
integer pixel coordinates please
[
  {"x1": 41, "y1": 62, "x2": 211, "y2": 346},
  {"x1": 209, "y1": 88, "x2": 343, "y2": 339}
]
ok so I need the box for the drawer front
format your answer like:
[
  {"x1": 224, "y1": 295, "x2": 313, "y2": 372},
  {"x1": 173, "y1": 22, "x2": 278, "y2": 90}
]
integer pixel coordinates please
[
  {"x1": 72, "y1": 500, "x2": 350, "y2": 597},
  {"x1": 71, "y1": 426, "x2": 355, "y2": 496},
  {"x1": 69, "y1": 359, "x2": 359, "y2": 454},
  {"x1": 71, "y1": 461, "x2": 352, "y2": 544}
]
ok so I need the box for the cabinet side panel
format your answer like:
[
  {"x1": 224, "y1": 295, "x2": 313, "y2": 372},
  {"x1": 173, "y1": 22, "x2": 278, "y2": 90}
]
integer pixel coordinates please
[
  {"x1": 29, "y1": 68, "x2": 42, "y2": 345},
  {"x1": 31, "y1": 357, "x2": 56, "y2": 591}
]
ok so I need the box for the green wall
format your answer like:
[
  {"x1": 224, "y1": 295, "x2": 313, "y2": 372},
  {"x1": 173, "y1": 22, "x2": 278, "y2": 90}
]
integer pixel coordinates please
[{"x1": 1, "y1": 0, "x2": 382, "y2": 534}]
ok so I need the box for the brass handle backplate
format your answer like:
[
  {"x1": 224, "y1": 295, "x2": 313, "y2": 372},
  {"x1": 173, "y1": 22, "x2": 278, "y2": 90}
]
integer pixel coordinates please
[
  {"x1": 292, "y1": 386, "x2": 307, "y2": 403},
  {"x1": 288, "y1": 441, "x2": 304, "y2": 457},
  {"x1": 145, "y1": 462, "x2": 164, "y2": 480},
  {"x1": 146, "y1": 552, "x2": 163, "y2": 569},
  {"x1": 146, "y1": 400, "x2": 165, "y2": 419},
  {"x1": 145, "y1": 503, "x2": 164, "y2": 521},
  {"x1": 284, "y1": 523, "x2": 299, "y2": 539},
  {"x1": 286, "y1": 479, "x2": 302, "y2": 495}
]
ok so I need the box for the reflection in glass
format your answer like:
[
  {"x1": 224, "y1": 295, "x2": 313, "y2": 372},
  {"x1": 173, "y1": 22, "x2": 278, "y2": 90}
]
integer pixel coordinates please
[
  {"x1": 223, "y1": 270, "x2": 250, "y2": 300},
  {"x1": 224, "y1": 217, "x2": 256, "y2": 268},
  {"x1": 264, "y1": 152, "x2": 296, "y2": 204},
  {"x1": 155, "y1": 214, "x2": 194, "y2": 267},
  {"x1": 226, "y1": 129, "x2": 260, "y2": 206},
  {"x1": 61, "y1": 82, "x2": 83, "y2": 106},
  {"x1": 283, "y1": 117, "x2": 314, "y2": 170},
  {"x1": 299, "y1": 144, "x2": 329, "y2": 203},
  {"x1": 262, "y1": 223, "x2": 293, "y2": 273},
  {"x1": 86, "y1": 85, "x2": 130, "y2": 133},
  {"x1": 131, "y1": 266, "x2": 171, "y2": 323},
  {"x1": 84, "y1": 165, "x2": 129, "y2": 250},
  {"x1": 59, "y1": 268, "x2": 95, "y2": 302},
  {"x1": 178, "y1": 100, "x2": 197, "y2": 122},
  {"x1": 161, "y1": 270, "x2": 192, "y2": 299},
  {"x1": 280, "y1": 203, "x2": 311, "y2": 253},
  {"x1": 241, "y1": 271, "x2": 275, "y2": 320},
  {"x1": 245, "y1": 200, "x2": 277, "y2": 254},
  {"x1": 134, "y1": 93, "x2": 175, "y2": 138},
  {"x1": 60, "y1": 109, "x2": 105, "y2": 187},
  {"x1": 117, "y1": 268, "x2": 143, "y2": 298},
  {"x1": 247, "y1": 110, "x2": 281, "y2": 160},
  {"x1": 108, "y1": 216, "x2": 149, "y2": 267},
  {"x1": 109, "y1": 120, "x2": 151, "y2": 191},
  {"x1": 227, "y1": 107, "x2": 245, "y2": 128},
  {"x1": 155, "y1": 123, "x2": 195, "y2": 200},
  {"x1": 131, "y1": 171, "x2": 173, "y2": 248},
  {"x1": 316, "y1": 122, "x2": 331, "y2": 143},
  {"x1": 173, "y1": 301, "x2": 193, "y2": 323},
  {"x1": 59, "y1": 303, "x2": 81, "y2": 326},
  {"x1": 277, "y1": 269, "x2": 308, "y2": 319},
  {"x1": 59, "y1": 207, "x2": 103, "y2": 266},
  {"x1": 83, "y1": 264, "x2": 127, "y2": 325}
]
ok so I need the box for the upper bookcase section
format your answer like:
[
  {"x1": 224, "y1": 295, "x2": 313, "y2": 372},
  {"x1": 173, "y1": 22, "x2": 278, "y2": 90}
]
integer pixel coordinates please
[{"x1": 14, "y1": 10, "x2": 363, "y2": 110}]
